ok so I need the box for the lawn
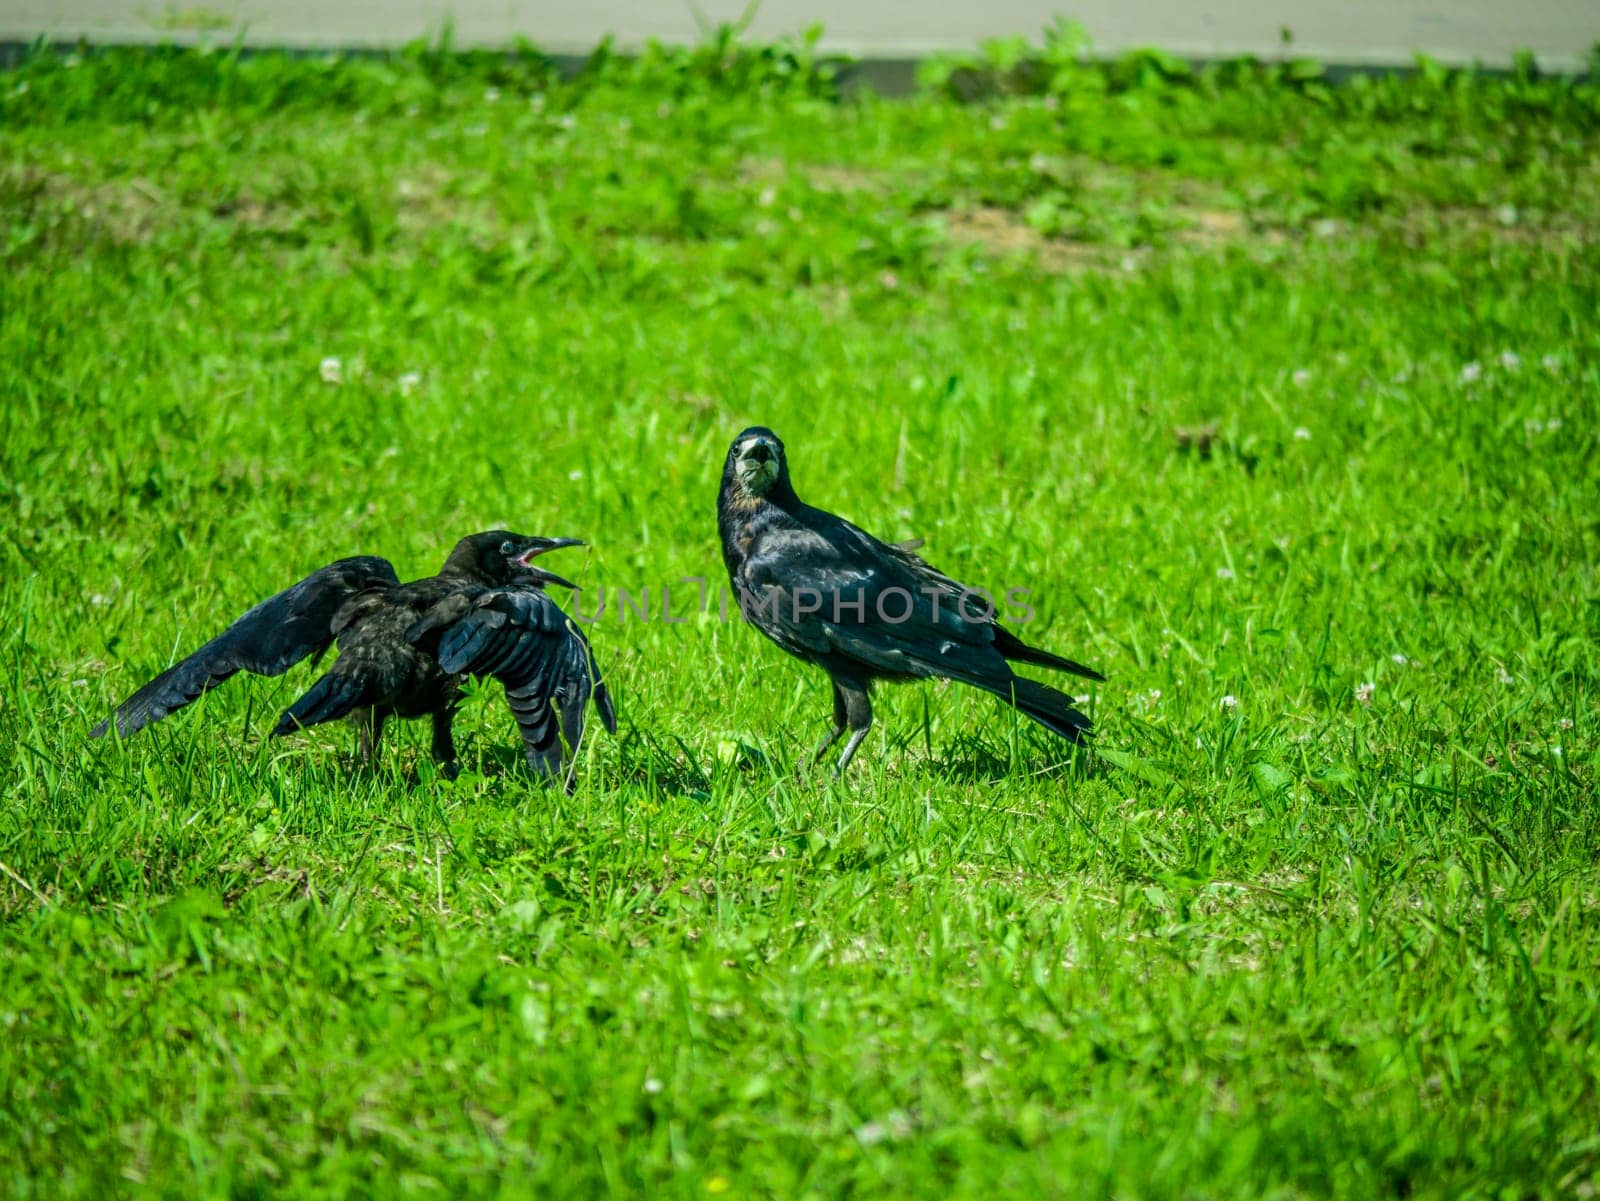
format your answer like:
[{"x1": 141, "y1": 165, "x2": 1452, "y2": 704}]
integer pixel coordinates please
[{"x1": 1, "y1": 34, "x2": 1597, "y2": 1199}]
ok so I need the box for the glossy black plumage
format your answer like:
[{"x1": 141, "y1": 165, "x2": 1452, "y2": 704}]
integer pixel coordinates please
[
  {"x1": 89, "y1": 556, "x2": 402, "y2": 739},
  {"x1": 717, "y1": 427, "x2": 1103, "y2": 773},
  {"x1": 93, "y1": 531, "x2": 613, "y2": 783},
  {"x1": 407, "y1": 586, "x2": 616, "y2": 779}
]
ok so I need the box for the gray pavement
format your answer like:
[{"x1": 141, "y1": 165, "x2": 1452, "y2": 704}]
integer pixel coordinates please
[{"x1": 2, "y1": 0, "x2": 1596, "y2": 73}]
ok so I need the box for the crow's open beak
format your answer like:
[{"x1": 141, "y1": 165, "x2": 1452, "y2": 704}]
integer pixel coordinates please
[
  {"x1": 521, "y1": 565, "x2": 579, "y2": 590},
  {"x1": 736, "y1": 440, "x2": 781, "y2": 490},
  {"x1": 516, "y1": 537, "x2": 584, "y2": 568}
]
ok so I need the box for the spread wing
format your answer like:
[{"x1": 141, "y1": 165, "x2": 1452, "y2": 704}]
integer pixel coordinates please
[
  {"x1": 93, "y1": 556, "x2": 401, "y2": 738},
  {"x1": 410, "y1": 586, "x2": 614, "y2": 781}
]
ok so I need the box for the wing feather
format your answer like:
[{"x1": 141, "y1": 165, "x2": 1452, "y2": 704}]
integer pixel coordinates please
[
  {"x1": 410, "y1": 585, "x2": 615, "y2": 779},
  {"x1": 93, "y1": 556, "x2": 400, "y2": 738}
]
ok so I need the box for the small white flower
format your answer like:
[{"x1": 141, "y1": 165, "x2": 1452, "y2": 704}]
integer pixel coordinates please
[
  {"x1": 72, "y1": 678, "x2": 88, "y2": 688},
  {"x1": 1496, "y1": 667, "x2": 1515, "y2": 685},
  {"x1": 568, "y1": 469, "x2": 584, "y2": 481},
  {"x1": 1546, "y1": 418, "x2": 1563, "y2": 431},
  {"x1": 1391, "y1": 653, "x2": 1410, "y2": 666},
  {"x1": 1293, "y1": 426, "x2": 1311, "y2": 441},
  {"x1": 1558, "y1": 717, "x2": 1574, "y2": 730},
  {"x1": 643, "y1": 1078, "x2": 663, "y2": 1095},
  {"x1": 319, "y1": 356, "x2": 343, "y2": 384},
  {"x1": 1498, "y1": 351, "x2": 1521, "y2": 371},
  {"x1": 1042, "y1": 94, "x2": 1060, "y2": 111},
  {"x1": 1392, "y1": 365, "x2": 1413, "y2": 384},
  {"x1": 1146, "y1": 689, "x2": 1162, "y2": 703},
  {"x1": 1119, "y1": 255, "x2": 1139, "y2": 273},
  {"x1": 1495, "y1": 204, "x2": 1519, "y2": 226},
  {"x1": 89, "y1": 593, "x2": 111, "y2": 607},
  {"x1": 1216, "y1": 567, "x2": 1235, "y2": 580},
  {"x1": 1219, "y1": 695, "x2": 1238, "y2": 711},
  {"x1": 530, "y1": 94, "x2": 546, "y2": 112},
  {"x1": 405, "y1": 103, "x2": 421, "y2": 117},
  {"x1": 988, "y1": 114, "x2": 1008, "y2": 132},
  {"x1": 880, "y1": 271, "x2": 900, "y2": 290},
  {"x1": 557, "y1": 114, "x2": 577, "y2": 130},
  {"x1": 757, "y1": 186, "x2": 777, "y2": 208},
  {"x1": 484, "y1": 87, "x2": 501, "y2": 103},
  {"x1": 856, "y1": 1122, "x2": 888, "y2": 1146},
  {"x1": 1541, "y1": 354, "x2": 1560, "y2": 373},
  {"x1": 1356, "y1": 681, "x2": 1375, "y2": 707},
  {"x1": 1460, "y1": 362, "x2": 1482, "y2": 384},
  {"x1": 398, "y1": 371, "x2": 422, "y2": 396},
  {"x1": 1292, "y1": 369, "x2": 1311, "y2": 387}
]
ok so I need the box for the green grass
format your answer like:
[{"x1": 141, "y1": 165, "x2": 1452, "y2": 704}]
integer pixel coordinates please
[{"x1": 2, "y1": 38, "x2": 1598, "y2": 1199}]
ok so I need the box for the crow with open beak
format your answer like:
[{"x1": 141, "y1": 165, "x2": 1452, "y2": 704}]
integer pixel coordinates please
[
  {"x1": 92, "y1": 530, "x2": 615, "y2": 785},
  {"x1": 717, "y1": 427, "x2": 1103, "y2": 774}
]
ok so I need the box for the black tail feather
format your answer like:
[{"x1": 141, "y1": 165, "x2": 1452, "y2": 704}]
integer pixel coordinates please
[
  {"x1": 989, "y1": 675, "x2": 1093, "y2": 744},
  {"x1": 993, "y1": 625, "x2": 1105, "y2": 683}
]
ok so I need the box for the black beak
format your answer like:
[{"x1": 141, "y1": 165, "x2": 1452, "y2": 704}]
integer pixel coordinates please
[
  {"x1": 746, "y1": 443, "x2": 776, "y2": 465},
  {"x1": 517, "y1": 537, "x2": 584, "y2": 566},
  {"x1": 522, "y1": 565, "x2": 579, "y2": 590}
]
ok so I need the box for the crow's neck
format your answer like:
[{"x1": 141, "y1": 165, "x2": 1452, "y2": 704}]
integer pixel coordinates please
[
  {"x1": 720, "y1": 473, "x2": 800, "y2": 516},
  {"x1": 719, "y1": 476, "x2": 802, "y2": 575},
  {"x1": 438, "y1": 549, "x2": 494, "y2": 585}
]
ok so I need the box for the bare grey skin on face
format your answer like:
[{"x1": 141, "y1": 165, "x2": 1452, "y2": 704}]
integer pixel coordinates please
[
  {"x1": 92, "y1": 530, "x2": 616, "y2": 787},
  {"x1": 732, "y1": 431, "x2": 783, "y2": 498},
  {"x1": 717, "y1": 425, "x2": 1104, "y2": 775}
]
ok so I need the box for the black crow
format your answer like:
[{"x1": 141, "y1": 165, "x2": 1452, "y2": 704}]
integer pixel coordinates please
[
  {"x1": 717, "y1": 427, "x2": 1103, "y2": 774},
  {"x1": 92, "y1": 531, "x2": 616, "y2": 783}
]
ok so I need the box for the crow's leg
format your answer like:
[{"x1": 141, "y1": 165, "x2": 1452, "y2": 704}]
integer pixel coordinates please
[
  {"x1": 431, "y1": 707, "x2": 461, "y2": 781},
  {"x1": 354, "y1": 708, "x2": 386, "y2": 770},
  {"x1": 833, "y1": 681, "x2": 874, "y2": 775},
  {"x1": 803, "y1": 682, "x2": 849, "y2": 770}
]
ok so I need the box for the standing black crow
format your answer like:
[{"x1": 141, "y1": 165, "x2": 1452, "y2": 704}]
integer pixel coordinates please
[
  {"x1": 92, "y1": 531, "x2": 616, "y2": 783},
  {"x1": 717, "y1": 427, "x2": 1103, "y2": 774}
]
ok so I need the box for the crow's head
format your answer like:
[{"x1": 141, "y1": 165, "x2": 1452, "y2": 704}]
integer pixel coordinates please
[
  {"x1": 724, "y1": 427, "x2": 789, "y2": 503},
  {"x1": 444, "y1": 530, "x2": 582, "y2": 589}
]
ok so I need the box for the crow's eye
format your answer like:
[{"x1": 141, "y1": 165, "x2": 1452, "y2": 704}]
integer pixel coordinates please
[{"x1": 499, "y1": 540, "x2": 514, "y2": 556}]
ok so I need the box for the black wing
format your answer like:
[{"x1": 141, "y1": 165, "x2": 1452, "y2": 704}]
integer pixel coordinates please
[
  {"x1": 410, "y1": 586, "x2": 614, "y2": 781},
  {"x1": 879, "y1": 533, "x2": 1104, "y2": 681},
  {"x1": 736, "y1": 522, "x2": 996, "y2": 677},
  {"x1": 92, "y1": 556, "x2": 401, "y2": 738},
  {"x1": 739, "y1": 529, "x2": 1093, "y2": 741}
]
